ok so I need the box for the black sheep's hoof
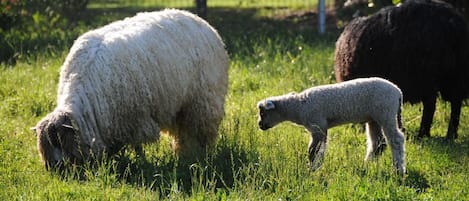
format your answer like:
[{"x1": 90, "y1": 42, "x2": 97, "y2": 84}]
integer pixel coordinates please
[
  {"x1": 445, "y1": 133, "x2": 457, "y2": 141},
  {"x1": 416, "y1": 133, "x2": 430, "y2": 139}
]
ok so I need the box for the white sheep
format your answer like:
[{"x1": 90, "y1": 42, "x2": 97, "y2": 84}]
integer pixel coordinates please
[
  {"x1": 257, "y1": 77, "x2": 406, "y2": 174},
  {"x1": 33, "y1": 9, "x2": 229, "y2": 169}
]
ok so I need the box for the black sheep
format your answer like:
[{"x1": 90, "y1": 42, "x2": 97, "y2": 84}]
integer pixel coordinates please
[{"x1": 334, "y1": 0, "x2": 469, "y2": 139}]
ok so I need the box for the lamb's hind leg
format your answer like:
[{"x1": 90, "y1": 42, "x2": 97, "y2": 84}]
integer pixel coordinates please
[
  {"x1": 382, "y1": 123, "x2": 406, "y2": 175},
  {"x1": 365, "y1": 120, "x2": 387, "y2": 161}
]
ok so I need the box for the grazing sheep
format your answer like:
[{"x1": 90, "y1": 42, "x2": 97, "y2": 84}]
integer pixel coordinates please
[
  {"x1": 33, "y1": 9, "x2": 229, "y2": 169},
  {"x1": 335, "y1": 0, "x2": 469, "y2": 139},
  {"x1": 257, "y1": 77, "x2": 406, "y2": 174}
]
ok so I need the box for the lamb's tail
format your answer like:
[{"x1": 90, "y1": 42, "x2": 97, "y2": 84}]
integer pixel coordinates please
[{"x1": 397, "y1": 94, "x2": 404, "y2": 132}]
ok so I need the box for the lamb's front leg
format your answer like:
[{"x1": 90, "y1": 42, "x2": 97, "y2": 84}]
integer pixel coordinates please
[
  {"x1": 306, "y1": 124, "x2": 328, "y2": 171},
  {"x1": 365, "y1": 120, "x2": 386, "y2": 161}
]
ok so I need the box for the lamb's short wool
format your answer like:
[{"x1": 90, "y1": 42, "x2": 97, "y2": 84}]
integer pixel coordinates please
[
  {"x1": 257, "y1": 77, "x2": 406, "y2": 174},
  {"x1": 33, "y1": 9, "x2": 229, "y2": 169}
]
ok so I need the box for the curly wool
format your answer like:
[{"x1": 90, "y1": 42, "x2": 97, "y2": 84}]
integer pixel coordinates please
[
  {"x1": 334, "y1": 0, "x2": 469, "y2": 139},
  {"x1": 257, "y1": 77, "x2": 406, "y2": 174},
  {"x1": 35, "y1": 9, "x2": 229, "y2": 167}
]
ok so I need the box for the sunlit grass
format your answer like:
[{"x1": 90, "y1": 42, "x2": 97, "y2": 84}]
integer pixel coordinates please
[{"x1": 1, "y1": 2, "x2": 469, "y2": 200}]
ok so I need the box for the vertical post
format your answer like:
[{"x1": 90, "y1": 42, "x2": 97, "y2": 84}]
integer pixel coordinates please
[
  {"x1": 318, "y1": 0, "x2": 326, "y2": 34},
  {"x1": 195, "y1": 0, "x2": 207, "y2": 19}
]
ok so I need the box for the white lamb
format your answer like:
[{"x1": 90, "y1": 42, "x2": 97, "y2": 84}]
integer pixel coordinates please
[
  {"x1": 257, "y1": 77, "x2": 406, "y2": 174},
  {"x1": 33, "y1": 9, "x2": 229, "y2": 169}
]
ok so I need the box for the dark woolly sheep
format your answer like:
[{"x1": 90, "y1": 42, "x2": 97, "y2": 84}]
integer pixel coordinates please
[{"x1": 335, "y1": 0, "x2": 469, "y2": 140}]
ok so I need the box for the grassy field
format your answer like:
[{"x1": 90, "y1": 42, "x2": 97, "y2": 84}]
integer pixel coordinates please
[{"x1": 1, "y1": 2, "x2": 469, "y2": 200}]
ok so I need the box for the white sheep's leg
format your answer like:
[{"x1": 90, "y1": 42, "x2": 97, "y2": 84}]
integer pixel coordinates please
[
  {"x1": 173, "y1": 100, "x2": 221, "y2": 160},
  {"x1": 306, "y1": 124, "x2": 328, "y2": 171},
  {"x1": 365, "y1": 121, "x2": 387, "y2": 161},
  {"x1": 171, "y1": 122, "x2": 208, "y2": 159},
  {"x1": 382, "y1": 123, "x2": 406, "y2": 175}
]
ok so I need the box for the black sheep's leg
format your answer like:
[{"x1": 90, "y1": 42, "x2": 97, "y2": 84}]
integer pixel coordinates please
[
  {"x1": 418, "y1": 95, "x2": 436, "y2": 138},
  {"x1": 446, "y1": 99, "x2": 462, "y2": 140},
  {"x1": 134, "y1": 145, "x2": 146, "y2": 158}
]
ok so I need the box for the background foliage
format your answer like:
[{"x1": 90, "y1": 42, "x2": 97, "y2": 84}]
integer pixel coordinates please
[{"x1": 0, "y1": 0, "x2": 90, "y2": 64}]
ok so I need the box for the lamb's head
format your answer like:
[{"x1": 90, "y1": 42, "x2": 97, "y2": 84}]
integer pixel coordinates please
[
  {"x1": 257, "y1": 99, "x2": 283, "y2": 130},
  {"x1": 33, "y1": 111, "x2": 86, "y2": 170}
]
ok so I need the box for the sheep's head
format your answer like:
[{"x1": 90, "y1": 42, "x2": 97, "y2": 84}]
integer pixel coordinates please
[
  {"x1": 33, "y1": 111, "x2": 86, "y2": 170},
  {"x1": 257, "y1": 99, "x2": 283, "y2": 131}
]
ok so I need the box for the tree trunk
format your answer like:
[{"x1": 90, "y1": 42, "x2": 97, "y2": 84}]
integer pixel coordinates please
[{"x1": 195, "y1": 0, "x2": 207, "y2": 19}]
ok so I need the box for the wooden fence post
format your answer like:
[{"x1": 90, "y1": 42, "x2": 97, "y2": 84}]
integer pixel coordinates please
[{"x1": 318, "y1": 0, "x2": 326, "y2": 34}]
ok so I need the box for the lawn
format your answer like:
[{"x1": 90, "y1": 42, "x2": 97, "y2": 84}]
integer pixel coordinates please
[{"x1": 1, "y1": 1, "x2": 469, "y2": 200}]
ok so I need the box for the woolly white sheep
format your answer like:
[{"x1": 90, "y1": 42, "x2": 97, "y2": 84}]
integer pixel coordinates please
[
  {"x1": 33, "y1": 9, "x2": 229, "y2": 169},
  {"x1": 257, "y1": 77, "x2": 406, "y2": 174}
]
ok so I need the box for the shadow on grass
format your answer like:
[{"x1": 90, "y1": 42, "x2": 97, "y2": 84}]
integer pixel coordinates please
[
  {"x1": 50, "y1": 138, "x2": 259, "y2": 198},
  {"x1": 409, "y1": 136, "x2": 469, "y2": 161},
  {"x1": 404, "y1": 168, "x2": 430, "y2": 193},
  {"x1": 115, "y1": 138, "x2": 259, "y2": 194},
  {"x1": 402, "y1": 135, "x2": 469, "y2": 193}
]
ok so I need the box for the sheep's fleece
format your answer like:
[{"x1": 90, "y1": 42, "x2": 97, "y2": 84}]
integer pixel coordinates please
[
  {"x1": 334, "y1": 0, "x2": 469, "y2": 139},
  {"x1": 34, "y1": 9, "x2": 229, "y2": 169},
  {"x1": 257, "y1": 77, "x2": 406, "y2": 174}
]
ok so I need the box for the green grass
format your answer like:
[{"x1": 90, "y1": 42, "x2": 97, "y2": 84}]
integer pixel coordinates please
[{"x1": 2, "y1": 3, "x2": 469, "y2": 200}]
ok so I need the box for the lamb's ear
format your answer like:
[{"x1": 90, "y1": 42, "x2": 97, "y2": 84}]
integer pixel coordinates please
[{"x1": 265, "y1": 100, "x2": 275, "y2": 110}]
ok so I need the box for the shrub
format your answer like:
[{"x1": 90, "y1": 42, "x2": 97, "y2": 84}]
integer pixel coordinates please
[{"x1": 0, "y1": 0, "x2": 89, "y2": 64}]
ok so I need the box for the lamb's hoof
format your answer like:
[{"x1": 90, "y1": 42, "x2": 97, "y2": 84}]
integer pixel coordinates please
[
  {"x1": 397, "y1": 167, "x2": 406, "y2": 177},
  {"x1": 309, "y1": 164, "x2": 322, "y2": 172},
  {"x1": 308, "y1": 159, "x2": 324, "y2": 171}
]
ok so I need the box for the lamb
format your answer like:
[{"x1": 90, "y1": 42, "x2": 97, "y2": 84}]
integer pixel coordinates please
[
  {"x1": 334, "y1": 0, "x2": 469, "y2": 139},
  {"x1": 257, "y1": 77, "x2": 406, "y2": 174},
  {"x1": 32, "y1": 9, "x2": 229, "y2": 169}
]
